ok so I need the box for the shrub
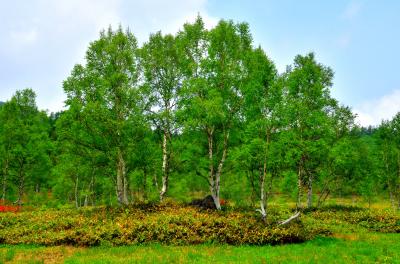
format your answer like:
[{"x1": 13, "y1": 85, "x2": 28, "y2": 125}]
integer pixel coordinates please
[
  {"x1": 309, "y1": 207, "x2": 400, "y2": 233},
  {"x1": 0, "y1": 203, "x2": 323, "y2": 246}
]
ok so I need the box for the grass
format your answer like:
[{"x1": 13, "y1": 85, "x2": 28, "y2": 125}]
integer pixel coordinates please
[
  {"x1": 0, "y1": 198, "x2": 399, "y2": 263},
  {"x1": 0, "y1": 233, "x2": 399, "y2": 263}
]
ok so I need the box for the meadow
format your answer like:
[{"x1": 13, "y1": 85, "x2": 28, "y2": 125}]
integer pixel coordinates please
[{"x1": 0, "y1": 198, "x2": 399, "y2": 263}]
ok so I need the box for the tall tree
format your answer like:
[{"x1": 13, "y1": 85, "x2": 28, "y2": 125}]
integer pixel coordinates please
[
  {"x1": 285, "y1": 53, "x2": 335, "y2": 209},
  {"x1": 61, "y1": 27, "x2": 142, "y2": 205},
  {"x1": 140, "y1": 31, "x2": 182, "y2": 201},
  {"x1": 238, "y1": 47, "x2": 279, "y2": 220},
  {"x1": 178, "y1": 17, "x2": 252, "y2": 209},
  {"x1": 0, "y1": 89, "x2": 52, "y2": 205}
]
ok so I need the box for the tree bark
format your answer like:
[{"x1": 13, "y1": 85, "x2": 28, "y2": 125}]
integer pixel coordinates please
[
  {"x1": 258, "y1": 168, "x2": 267, "y2": 220},
  {"x1": 75, "y1": 175, "x2": 79, "y2": 208},
  {"x1": 143, "y1": 166, "x2": 148, "y2": 200},
  {"x1": 278, "y1": 211, "x2": 301, "y2": 226},
  {"x1": 123, "y1": 164, "x2": 129, "y2": 205},
  {"x1": 2, "y1": 158, "x2": 8, "y2": 201},
  {"x1": 116, "y1": 149, "x2": 128, "y2": 205},
  {"x1": 160, "y1": 130, "x2": 169, "y2": 201},
  {"x1": 307, "y1": 173, "x2": 313, "y2": 208},
  {"x1": 213, "y1": 131, "x2": 229, "y2": 210},
  {"x1": 15, "y1": 166, "x2": 24, "y2": 206},
  {"x1": 296, "y1": 161, "x2": 303, "y2": 210},
  {"x1": 258, "y1": 130, "x2": 270, "y2": 221},
  {"x1": 317, "y1": 183, "x2": 330, "y2": 208}
]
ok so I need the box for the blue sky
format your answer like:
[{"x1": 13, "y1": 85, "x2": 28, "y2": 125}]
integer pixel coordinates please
[{"x1": 0, "y1": 0, "x2": 399, "y2": 126}]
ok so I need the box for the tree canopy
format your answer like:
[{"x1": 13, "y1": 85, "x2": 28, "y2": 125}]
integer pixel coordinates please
[{"x1": 0, "y1": 17, "x2": 399, "y2": 215}]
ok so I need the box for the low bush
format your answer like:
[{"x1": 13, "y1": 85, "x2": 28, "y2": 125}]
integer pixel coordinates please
[
  {"x1": 0, "y1": 203, "x2": 324, "y2": 246},
  {"x1": 309, "y1": 207, "x2": 400, "y2": 233}
]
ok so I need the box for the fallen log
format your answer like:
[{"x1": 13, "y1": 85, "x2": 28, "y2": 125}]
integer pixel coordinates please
[{"x1": 278, "y1": 211, "x2": 301, "y2": 226}]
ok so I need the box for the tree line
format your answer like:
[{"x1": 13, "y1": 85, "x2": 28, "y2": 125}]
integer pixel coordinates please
[{"x1": 1, "y1": 17, "x2": 399, "y2": 219}]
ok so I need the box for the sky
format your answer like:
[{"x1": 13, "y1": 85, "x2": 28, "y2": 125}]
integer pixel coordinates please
[{"x1": 0, "y1": 0, "x2": 399, "y2": 127}]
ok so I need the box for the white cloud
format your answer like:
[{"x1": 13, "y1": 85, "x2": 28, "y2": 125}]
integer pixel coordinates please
[
  {"x1": 354, "y1": 89, "x2": 400, "y2": 127},
  {"x1": 0, "y1": 0, "x2": 218, "y2": 112},
  {"x1": 342, "y1": 1, "x2": 362, "y2": 20}
]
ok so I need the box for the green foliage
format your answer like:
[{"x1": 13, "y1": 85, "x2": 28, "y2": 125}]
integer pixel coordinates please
[
  {"x1": 0, "y1": 89, "x2": 52, "y2": 204},
  {"x1": 309, "y1": 207, "x2": 400, "y2": 233},
  {"x1": 1, "y1": 16, "x2": 400, "y2": 221}
]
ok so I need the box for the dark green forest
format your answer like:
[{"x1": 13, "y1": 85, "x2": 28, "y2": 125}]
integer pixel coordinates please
[{"x1": 1, "y1": 16, "x2": 399, "y2": 220}]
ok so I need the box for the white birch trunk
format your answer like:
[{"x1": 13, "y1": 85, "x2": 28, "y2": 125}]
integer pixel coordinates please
[{"x1": 160, "y1": 130, "x2": 169, "y2": 201}]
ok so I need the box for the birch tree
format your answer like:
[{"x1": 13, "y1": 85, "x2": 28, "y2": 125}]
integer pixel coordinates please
[
  {"x1": 62, "y1": 27, "x2": 141, "y2": 205},
  {"x1": 285, "y1": 53, "x2": 335, "y2": 209},
  {"x1": 178, "y1": 17, "x2": 252, "y2": 209},
  {"x1": 239, "y1": 47, "x2": 280, "y2": 220},
  {"x1": 140, "y1": 32, "x2": 182, "y2": 201}
]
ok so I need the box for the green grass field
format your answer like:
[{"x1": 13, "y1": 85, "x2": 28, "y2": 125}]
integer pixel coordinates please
[
  {"x1": 0, "y1": 199, "x2": 399, "y2": 263},
  {"x1": 1, "y1": 233, "x2": 399, "y2": 263}
]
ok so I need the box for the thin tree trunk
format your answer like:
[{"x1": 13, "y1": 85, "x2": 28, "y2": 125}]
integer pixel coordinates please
[
  {"x1": 116, "y1": 149, "x2": 128, "y2": 205},
  {"x1": 258, "y1": 168, "x2": 266, "y2": 220},
  {"x1": 258, "y1": 130, "x2": 270, "y2": 221},
  {"x1": 160, "y1": 130, "x2": 169, "y2": 201},
  {"x1": 278, "y1": 211, "x2": 301, "y2": 226},
  {"x1": 75, "y1": 175, "x2": 79, "y2": 209},
  {"x1": 84, "y1": 196, "x2": 88, "y2": 207},
  {"x1": 2, "y1": 158, "x2": 8, "y2": 201},
  {"x1": 266, "y1": 172, "x2": 273, "y2": 216},
  {"x1": 317, "y1": 181, "x2": 331, "y2": 208},
  {"x1": 123, "y1": 167, "x2": 129, "y2": 205},
  {"x1": 297, "y1": 160, "x2": 303, "y2": 210},
  {"x1": 143, "y1": 166, "x2": 148, "y2": 200},
  {"x1": 153, "y1": 173, "x2": 159, "y2": 190},
  {"x1": 307, "y1": 173, "x2": 313, "y2": 208},
  {"x1": 213, "y1": 131, "x2": 229, "y2": 210},
  {"x1": 388, "y1": 182, "x2": 396, "y2": 211},
  {"x1": 207, "y1": 127, "x2": 219, "y2": 210},
  {"x1": 90, "y1": 168, "x2": 95, "y2": 206},
  {"x1": 16, "y1": 166, "x2": 24, "y2": 206}
]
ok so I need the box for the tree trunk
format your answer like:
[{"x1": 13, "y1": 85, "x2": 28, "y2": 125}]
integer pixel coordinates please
[
  {"x1": 278, "y1": 211, "x2": 301, "y2": 226},
  {"x1": 90, "y1": 168, "x2": 95, "y2": 206},
  {"x1": 206, "y1": 127, "x2": 220, "y2": 210},
  {"x1": 317, "y1": 181, "x2": 330, "y2": 208},
  {"x1": 248, "y1": 170, "x2": 256, "y2": 206},
  {"x1": 75, "y1": 175, "x2": 79, "y2": 208},
  {"x1": 258, "y1": 168, "x2": 267, "y2": 220},
  {"x1": 213, "y1": 131, "x2": 229, "y2": 210},
  {"x1": 258, "y1": 130, "x2": 270, "y2": 221},
  {"x1": 143, "y1": 166, "x2": 148, "y2": 200},
  {"x1": 153, "y1": 173, "x2": 159, "y2": 190},
  {"x1": 160, "y1": 130, "x2": 169, "y2": 201},
  {"x1": 388, "y1": 182, "x2": 396, "y2": 211},
  {"x1": 307, "y1": 173, "x2": 313, "y2": 208},
  {"x1": 2, "y1": 158, "x2": 8, "y2": 201},
  {"x1": 16, "y1": 167, "x2": 24, "y2": 206},
  {"x1": 296, "y1": 162, "x2": 303, "y2": 210},
  {"x1": 116, "y1": 149, "x2": 128, "y2": 205},
  {"x1": 123, "y1": 166, "x2": 129, "y2": 205}
]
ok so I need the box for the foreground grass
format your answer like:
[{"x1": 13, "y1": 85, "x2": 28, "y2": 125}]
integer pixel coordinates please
[
  {"x1": 0, "y1": 200, "x2": 398, "y2": 263},
  {"x1": 1, "y1": 233, "x2": 399, "y2": 263}
]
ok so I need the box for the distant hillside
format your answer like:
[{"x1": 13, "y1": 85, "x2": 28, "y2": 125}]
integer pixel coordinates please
[{"x1": 0, "y1": 101, "x2": 4, "y2": 107}]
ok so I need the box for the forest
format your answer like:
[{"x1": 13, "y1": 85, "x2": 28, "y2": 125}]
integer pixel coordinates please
[
  {"x1": 0, "y1": 16, "x2": 400, "y2": 262},
  {"x1": 1, "y1": 16, "x2": 399, "y2": 212}
]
